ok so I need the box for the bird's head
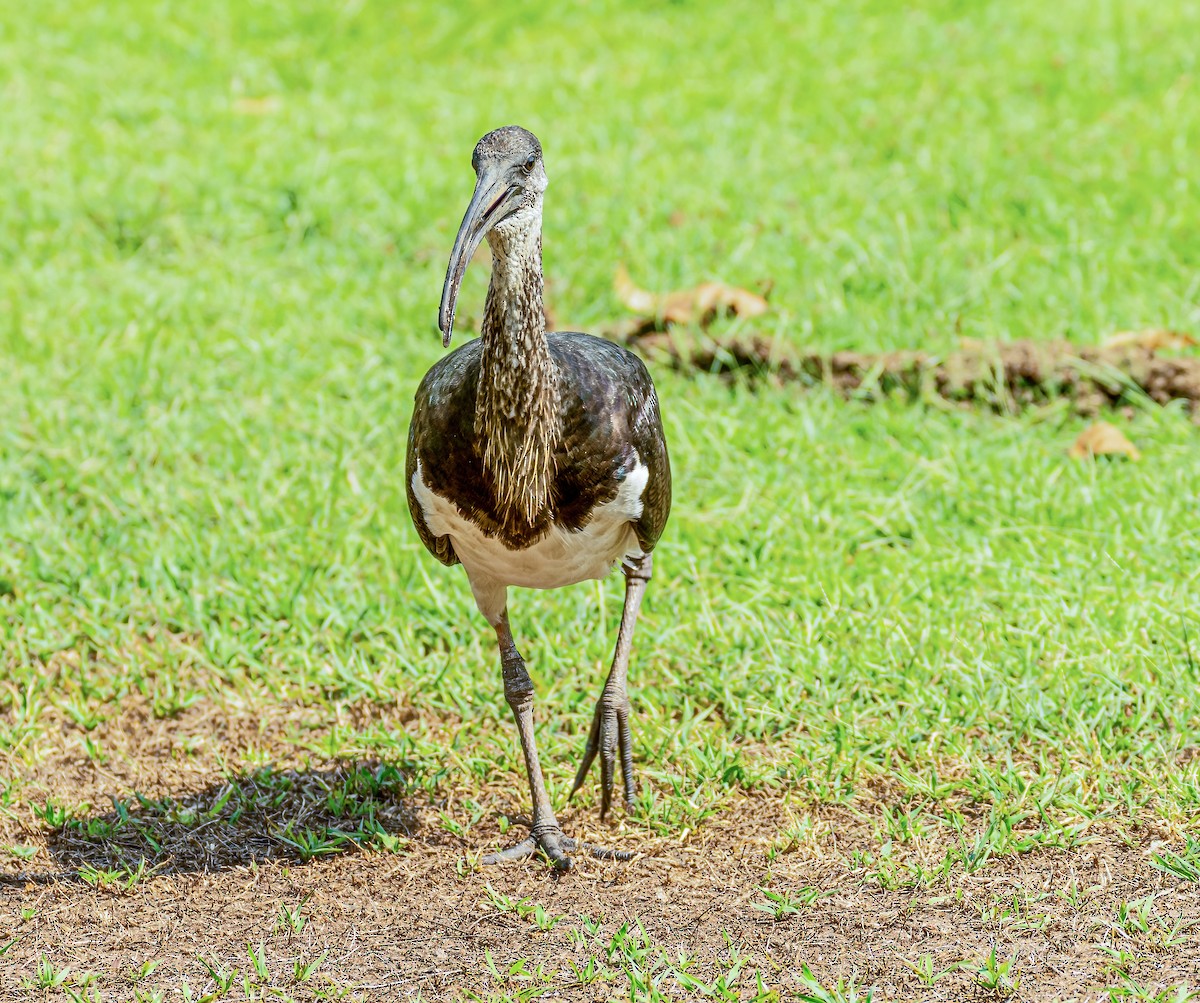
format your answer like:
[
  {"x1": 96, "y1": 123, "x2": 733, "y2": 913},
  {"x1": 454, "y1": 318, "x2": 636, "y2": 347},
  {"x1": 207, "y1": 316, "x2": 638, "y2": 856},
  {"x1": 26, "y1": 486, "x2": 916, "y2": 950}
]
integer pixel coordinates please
[{"x1": 438, "y1": 126, "x2": 547, "y2": 347}]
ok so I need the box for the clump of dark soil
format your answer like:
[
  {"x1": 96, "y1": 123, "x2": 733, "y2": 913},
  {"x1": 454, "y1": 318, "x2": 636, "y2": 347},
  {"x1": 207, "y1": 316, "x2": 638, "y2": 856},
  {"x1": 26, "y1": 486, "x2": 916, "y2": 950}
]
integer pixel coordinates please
[{"x1": 622, "y1": 329, "x2": 1200, "y2": 416}]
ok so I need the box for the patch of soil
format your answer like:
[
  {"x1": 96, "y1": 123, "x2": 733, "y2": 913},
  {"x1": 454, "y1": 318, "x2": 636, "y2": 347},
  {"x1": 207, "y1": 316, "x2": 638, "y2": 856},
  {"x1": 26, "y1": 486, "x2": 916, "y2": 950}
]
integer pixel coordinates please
[
  {"x1": 624, "y1": 330, "x2": 1200, "y2": 416},
  {"x1": 1, "y1": 703, "x2": 1198, "y2": 1000},
  {"x1": 2, "y1": 804, "x2": 1198, "y2": 1001},
  {"x1": 1, "y1": 768, "x2": 1199, "y2": 998}
]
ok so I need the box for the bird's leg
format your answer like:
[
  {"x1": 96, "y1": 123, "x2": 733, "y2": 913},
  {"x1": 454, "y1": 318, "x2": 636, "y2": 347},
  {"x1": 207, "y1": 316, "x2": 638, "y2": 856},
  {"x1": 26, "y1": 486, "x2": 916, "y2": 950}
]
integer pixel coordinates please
[
  {"x1": 482, "y1": 609, "x2": 575, "y2": 869},
  {"x1": 570, "y1": 552, "x2": 652, "y2": 818},
  {"x1": 482, "y1": 611, "x2": 634, "y2": 868}
]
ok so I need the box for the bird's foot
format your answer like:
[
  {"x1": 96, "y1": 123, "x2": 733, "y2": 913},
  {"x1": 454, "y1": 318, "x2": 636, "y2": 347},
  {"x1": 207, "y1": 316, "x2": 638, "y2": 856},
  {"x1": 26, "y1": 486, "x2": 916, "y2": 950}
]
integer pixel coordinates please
[
  {"x1": 569, "y1": 693, "x2": 635, "y2": 818},
  {"x1": 481, "y1": 825, "x2": 633, "y2": 870}
]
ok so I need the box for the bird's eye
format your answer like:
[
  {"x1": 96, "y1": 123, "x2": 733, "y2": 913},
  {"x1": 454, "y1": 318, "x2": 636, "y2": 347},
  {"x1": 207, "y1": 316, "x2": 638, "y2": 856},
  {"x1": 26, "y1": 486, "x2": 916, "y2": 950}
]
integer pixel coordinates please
[{"x1": 522, "y1": 153, "x2": 537, "y2": 175}]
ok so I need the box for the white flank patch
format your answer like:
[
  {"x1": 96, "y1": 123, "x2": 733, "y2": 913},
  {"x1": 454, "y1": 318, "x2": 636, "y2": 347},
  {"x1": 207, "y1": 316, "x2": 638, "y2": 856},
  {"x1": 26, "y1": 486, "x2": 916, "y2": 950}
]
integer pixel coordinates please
[{"x1": 411, "y1": 458, "x2": 648, "y2": 622}]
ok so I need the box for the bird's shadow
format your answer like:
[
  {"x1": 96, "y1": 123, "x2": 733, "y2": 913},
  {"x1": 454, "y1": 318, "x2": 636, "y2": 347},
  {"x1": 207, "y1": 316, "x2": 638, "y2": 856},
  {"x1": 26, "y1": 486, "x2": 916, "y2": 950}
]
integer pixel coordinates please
[{"x1": 15, "y1": 762, "x2": 423, "y2": 888}]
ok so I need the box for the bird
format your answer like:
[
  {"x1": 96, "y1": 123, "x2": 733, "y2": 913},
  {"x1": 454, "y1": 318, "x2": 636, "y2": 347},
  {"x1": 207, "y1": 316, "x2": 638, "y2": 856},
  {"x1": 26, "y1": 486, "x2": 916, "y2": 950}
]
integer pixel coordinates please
[{"x1": 405, "y1": 126, "x2": 671, "y2": 869}]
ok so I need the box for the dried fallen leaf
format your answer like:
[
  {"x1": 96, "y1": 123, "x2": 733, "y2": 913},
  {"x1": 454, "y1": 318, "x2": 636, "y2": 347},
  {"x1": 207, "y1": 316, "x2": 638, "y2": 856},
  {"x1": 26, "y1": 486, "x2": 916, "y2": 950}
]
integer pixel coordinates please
[
  {"x1": 1102, "y1": 329, "x2": 1197, "y2": 352},
  {"x1": 614, "y1": 264, "x2": 769, "y2": 330},
  {"x1": 233, "y1": 96, "x2": 282, "y2": 116},
  {"x1": 1068, "y1": 421, "x2": 1141, "y2": 461},
  {"x1": 614, "y1": 264, "x2": 660, "y2": 317}
]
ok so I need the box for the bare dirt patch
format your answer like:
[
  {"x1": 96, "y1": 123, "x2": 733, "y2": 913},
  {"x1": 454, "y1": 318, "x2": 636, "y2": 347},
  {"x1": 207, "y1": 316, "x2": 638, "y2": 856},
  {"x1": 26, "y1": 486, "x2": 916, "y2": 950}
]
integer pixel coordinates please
[
  {"x1": 2, "y1": 804, "x2": 1198, "y2": 1000},
  {"x1": 1, "y1": 706, "x2": 1198, "y2": 1000}
]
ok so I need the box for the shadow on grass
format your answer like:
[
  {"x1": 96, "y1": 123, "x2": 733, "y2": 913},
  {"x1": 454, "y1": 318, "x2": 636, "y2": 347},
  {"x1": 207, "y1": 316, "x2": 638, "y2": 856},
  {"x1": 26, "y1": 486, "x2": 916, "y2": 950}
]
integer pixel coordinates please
[{"x1": 16, "y1": 762, "x2": 421, "y2": 887}]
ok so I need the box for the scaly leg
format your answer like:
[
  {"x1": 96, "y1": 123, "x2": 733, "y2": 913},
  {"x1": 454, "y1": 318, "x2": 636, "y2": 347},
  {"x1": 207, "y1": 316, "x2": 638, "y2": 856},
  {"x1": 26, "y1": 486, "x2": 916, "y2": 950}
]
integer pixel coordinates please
[
  {"x1": 570, "y1": 552, "x2": 652, "y2": 817},
  {"x1": 482, "y1": 609, "x2": 631, "y2": 869}
]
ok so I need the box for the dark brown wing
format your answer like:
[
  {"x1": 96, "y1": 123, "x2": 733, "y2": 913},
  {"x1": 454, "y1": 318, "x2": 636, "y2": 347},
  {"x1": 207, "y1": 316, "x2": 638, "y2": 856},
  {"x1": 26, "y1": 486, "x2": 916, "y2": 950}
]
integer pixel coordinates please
[
  {"x1": 405, "y1": 342, "x2": 487, "y2": 567},
  {"x1": 629, "y1": 370, "x2": 672, "y2": 552},
  {"x1": 547, "y1": 333, "x2": 671, "y2": 553}
]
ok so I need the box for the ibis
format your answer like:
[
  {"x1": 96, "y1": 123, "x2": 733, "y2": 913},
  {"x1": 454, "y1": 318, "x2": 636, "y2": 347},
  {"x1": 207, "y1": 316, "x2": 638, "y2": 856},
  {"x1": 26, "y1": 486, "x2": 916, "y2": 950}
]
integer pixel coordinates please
[{"x1": 406, "y1": 126, "x2": 671, "y2": 868}]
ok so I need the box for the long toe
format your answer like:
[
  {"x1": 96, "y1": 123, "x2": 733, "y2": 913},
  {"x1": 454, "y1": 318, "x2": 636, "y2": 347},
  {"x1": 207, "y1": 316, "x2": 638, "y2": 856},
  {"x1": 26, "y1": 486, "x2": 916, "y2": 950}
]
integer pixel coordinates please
[
  {"x1": 481, "y1": 830, "x2": 635, "y2": 867},
  {"x1": 599, "y1": 710, "x2": 616, "y2": 819},
  {"x1": 555, "y1": 835, "x2": 636, "y2": 864},
  {"x1": 481, "y1": 829, "x2": 574, "y2": 870},
  {"x1": 617, "y1": 703, "x2": 637, "y2": 811},
  {"x1": 481, "y1": 836, "x2": 538, "y2": 865}
]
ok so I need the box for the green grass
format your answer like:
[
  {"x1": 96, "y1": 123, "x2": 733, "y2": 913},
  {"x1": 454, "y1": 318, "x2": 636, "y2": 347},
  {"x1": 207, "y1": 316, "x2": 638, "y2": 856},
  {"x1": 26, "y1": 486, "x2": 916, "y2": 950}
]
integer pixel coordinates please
[
  {"x1": 2, "y1": 0, "x2": 1199, "y2": 828},
  {"x1": 1, "y1": 0, "x2": 1199, "y2": 994}
]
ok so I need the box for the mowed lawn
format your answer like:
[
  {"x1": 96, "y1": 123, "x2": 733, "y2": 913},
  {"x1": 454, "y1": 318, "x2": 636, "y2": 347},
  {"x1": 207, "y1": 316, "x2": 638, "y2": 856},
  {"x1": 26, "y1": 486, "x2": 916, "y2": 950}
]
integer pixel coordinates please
[{"x1": 1, "y1": 0, "x2": 1199, "y2": 999}]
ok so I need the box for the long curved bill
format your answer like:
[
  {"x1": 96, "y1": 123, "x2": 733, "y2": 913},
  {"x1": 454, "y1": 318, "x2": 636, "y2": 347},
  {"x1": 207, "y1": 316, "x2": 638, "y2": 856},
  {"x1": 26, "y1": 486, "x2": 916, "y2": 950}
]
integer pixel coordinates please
[{"x1": 438, "y1": 169, "x2": 520, "y2": 348}]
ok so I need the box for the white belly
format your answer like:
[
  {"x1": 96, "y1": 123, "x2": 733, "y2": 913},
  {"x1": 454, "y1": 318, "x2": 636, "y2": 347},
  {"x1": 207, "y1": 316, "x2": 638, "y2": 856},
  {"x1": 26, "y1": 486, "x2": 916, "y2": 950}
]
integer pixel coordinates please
[{"x1": 411, "y1": 459, "x2": 648, "y2": 621}]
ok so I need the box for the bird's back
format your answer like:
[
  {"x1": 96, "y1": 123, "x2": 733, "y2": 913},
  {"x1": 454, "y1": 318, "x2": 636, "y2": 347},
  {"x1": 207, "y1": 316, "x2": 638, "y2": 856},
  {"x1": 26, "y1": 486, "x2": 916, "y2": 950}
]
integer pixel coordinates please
[{"x1": 406, "y1": 332, "x2": 671, "y2": 565}]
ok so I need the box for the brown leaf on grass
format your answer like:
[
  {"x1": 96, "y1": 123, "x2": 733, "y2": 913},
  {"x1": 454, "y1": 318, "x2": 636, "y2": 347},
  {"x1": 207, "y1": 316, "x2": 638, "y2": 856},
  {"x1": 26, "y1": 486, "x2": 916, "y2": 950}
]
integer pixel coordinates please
[
  {"x1": 614, "y1": 264, "x2": 769, "y2": 330},
  {"x1": 1102, "y1": 329, "x2": 1197, "y2": 352},
  {"x1": 232, "y1": 96, "x2": 282, "y2": 116},
  {"x1": 1068, "y1": 422, "x2": 1141, "y2": 461}
]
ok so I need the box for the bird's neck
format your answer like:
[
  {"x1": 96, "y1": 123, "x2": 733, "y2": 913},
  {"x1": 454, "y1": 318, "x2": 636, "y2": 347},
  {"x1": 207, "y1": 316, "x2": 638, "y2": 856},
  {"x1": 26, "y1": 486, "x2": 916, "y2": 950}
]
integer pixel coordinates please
[{"x1": 476, "y1": 218, "x2": 560, "y2": 527}]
